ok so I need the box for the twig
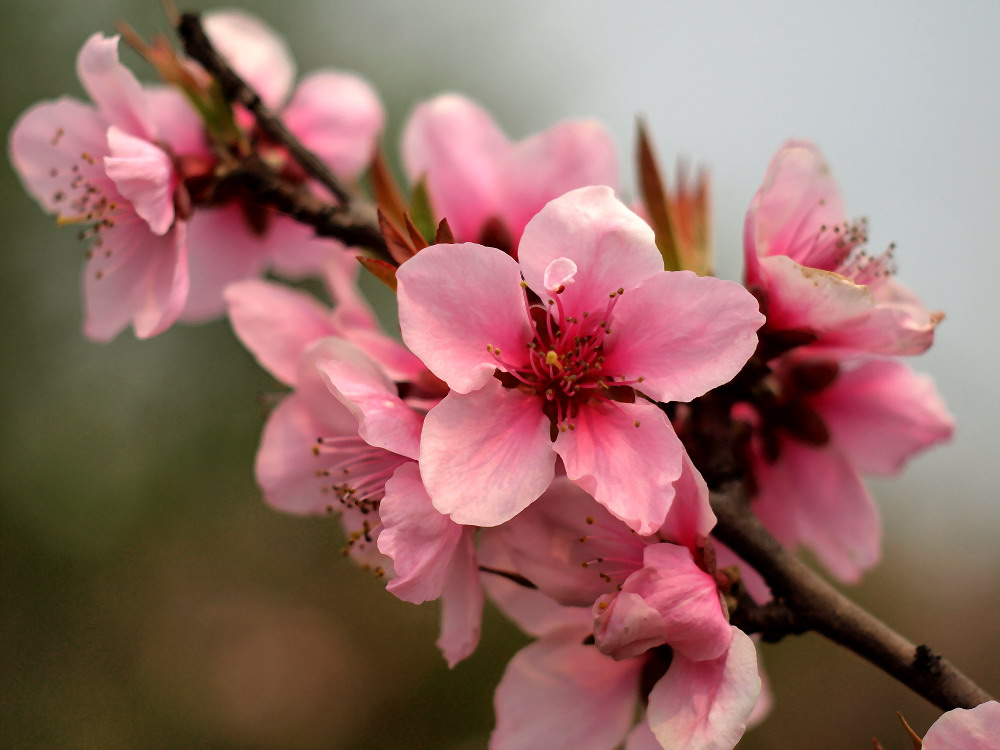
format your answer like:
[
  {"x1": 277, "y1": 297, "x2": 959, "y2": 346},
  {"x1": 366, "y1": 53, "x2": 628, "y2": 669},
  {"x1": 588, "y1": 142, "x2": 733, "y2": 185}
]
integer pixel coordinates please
[{"x1": 711, "y1": 486, "x2": 994, "y2": 711}]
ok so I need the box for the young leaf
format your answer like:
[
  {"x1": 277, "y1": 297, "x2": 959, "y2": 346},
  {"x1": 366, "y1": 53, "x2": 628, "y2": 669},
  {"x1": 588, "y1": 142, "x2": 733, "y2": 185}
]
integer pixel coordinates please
[
  {"x1": 356, "y1": 256, "x2": 398, "y2": 292},
  {"x1": 636, "y1": 119, "x2": 680, "y2": 272},
  {"x1": 408, "y1": 178, "x2": 437, "y2": 243}
]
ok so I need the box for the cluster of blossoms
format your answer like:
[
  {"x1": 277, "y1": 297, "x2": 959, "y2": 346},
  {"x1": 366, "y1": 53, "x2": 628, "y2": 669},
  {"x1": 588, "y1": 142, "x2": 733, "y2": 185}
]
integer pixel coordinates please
[{"x1": 10, "y1": 9, "x2": 994, "y2": 749}]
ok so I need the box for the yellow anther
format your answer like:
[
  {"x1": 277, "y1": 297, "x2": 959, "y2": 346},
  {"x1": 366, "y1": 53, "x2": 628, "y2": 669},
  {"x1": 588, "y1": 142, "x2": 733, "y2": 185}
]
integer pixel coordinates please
[{"x1": 545, "y1": 350, "x2": 563, "y2": 370}]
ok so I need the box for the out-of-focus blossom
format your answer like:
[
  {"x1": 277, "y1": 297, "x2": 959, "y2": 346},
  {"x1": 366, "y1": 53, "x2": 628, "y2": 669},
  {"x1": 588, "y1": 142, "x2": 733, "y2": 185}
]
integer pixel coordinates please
[
  {"x1": 744, "y1": 350, "x2": 953, "y2": 582},
  {"x1": 744, "y1": 140, "x2": 942, "y2": 355},
  {"x1": 402, "y1": 93, "x2": 618, "y2": 254},
  {"x1": 397, "y1": 186, "x2": 763, "y2": 533},
  {"x1": 182, "y1": 10, "x2": 384, "y2": 321},
  {"x1": 9, "y1": 34, "x2": 189, "y2": 340},
  {"x1": 922, "y1": 702, "x2": 1000, "y2": 749}
]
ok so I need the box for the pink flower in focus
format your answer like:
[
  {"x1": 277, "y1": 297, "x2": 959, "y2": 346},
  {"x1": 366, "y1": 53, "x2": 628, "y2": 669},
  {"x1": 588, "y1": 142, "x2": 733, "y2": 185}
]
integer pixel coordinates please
[
  {"x1": 397, "y1": 186, "x2": 763, "y2": 533},
  {"x1": 181, "y1": 10, "x2": 385, "y2": 320},
  {"x1": 744, "y1": 350, "x2": 954, "y2": 582},
  {"x1": 744, "y1": 140, "x2": 942, "y2": 355},
  {"x1": 402, "y1": 93, "x2": 618, "y2": 253},
  {"x1": 923, "y1": 702, "x2": 1000, "y2": 749},
  {"x1": 9, "y1": 34, "x2": 189, "y2": 340}
]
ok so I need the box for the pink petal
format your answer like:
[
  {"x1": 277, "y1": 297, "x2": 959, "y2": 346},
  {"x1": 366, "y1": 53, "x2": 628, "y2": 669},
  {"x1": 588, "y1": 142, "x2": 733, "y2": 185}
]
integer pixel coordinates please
[
  {"x1": 744, "y1": 140, "x2": 846, "y2": 281},
  {"x1": 8, "y1": 98, "x2": 111, "y2": 215},
  {"x1": 321, "y1": 251, "x2": 427, "y2": 383},
  {"x1": 625, "y1": 720, "x2": 663, "y2": 750},
  {"x1": 647, "y1": 627, "x2": 761, "y2": 750},
  {"x1": 203, "y1": 10, "x2": 295, "y2": 109},
  {"x1": 419, "y1": 380, "x2": 555, "y2": 526},
  {"x1": 283, "y1": 71, "x2": 383, "y2": 180},
  {"x1": 490, "y1": 630, "x2": 642, "y2": 750},
  {"x1": 316, "y1": 341, "x2": 422, "y2": 459},
  {"x1": 486, "y1": 476, "x2": 639, "y2": 607},
  {"x1": 103, "y1": 126, "x2": 175, "y2": 235},
  {"x1": 181, "y1": 205, "x2": 271, "y2": 322},
  {"x1": 603, "y1": 270, "x2": 764, "y2": 404},
  {"x1": 818, "y1": 299, "x2": 940, "y2": 355},
  {"x1": 518, "y1": 186, "x2": 663, "y2": 320},
  {"x1": 397, "y1": 243, "x2": 532, "y2": 393},
  {"x1": 295, "y1": 338, "x2": 371, "y2": 433},
  {"x1": 254, "y1": 393, "x2": 349, "y2": 515},
  {"x1": 76, "y1": 34, "x2": 153, "y2": 141},
  {"x1": 144, "y1": 86, "x2": 210, "y2": 158},
  {"x1": 83, "y1": 219, "x2": 189, "y2": 340},
  {"x1": 555, "y1": 400, "x2": 684, "y2": 535},
  {"x1": 752, "y1": 439, "x2": 880, "y2": 583},
  {"x1": 437, "y1": 530, "x2": 484, "y2": 667},
  {"x1": 594, "y1": 543, "x2": 731, "y2": 662},
  {"x1": 225, "y1": 278, "x2": 337, "y2": 387},
  {"x1": 923, "y1": 702, "x2": 1000, "y2": 750},
  {"x1": 660, "y1": 452, "x2": 716, "y2": 552},
  {"x1": 500, "y1": 119, "x2": 620, "y2": 240},
  {"x1": 812, "y1": 356, "x2": 954, "y2": 476},
  {"x1": 262, "y1": 213, "x2": 340, "y2": 278},
  {"x1": 477, "y1": 531, "x2": 595, "y2": 637},
  {"x1": 401, "y1": 94, "x2": 507, "y2": 240},
  {"x1": 379, "y1": 463, "x2": 463, "y2": 603},
  {"x1": 713, "y1": 542, "x2": 771, "y2": 605}
]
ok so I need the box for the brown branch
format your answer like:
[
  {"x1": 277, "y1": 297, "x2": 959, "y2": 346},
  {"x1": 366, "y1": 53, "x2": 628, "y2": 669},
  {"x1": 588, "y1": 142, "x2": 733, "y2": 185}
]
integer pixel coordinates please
[
  {"x1": 711, "y1": 485, "x2": 994, "y2": 711},
  {"x1": 175, "y1": 12, "x2": 387, "y2": 258}
]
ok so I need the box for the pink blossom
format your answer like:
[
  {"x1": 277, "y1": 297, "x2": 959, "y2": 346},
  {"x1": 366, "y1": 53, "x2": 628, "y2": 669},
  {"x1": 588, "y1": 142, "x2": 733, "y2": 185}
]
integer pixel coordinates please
[
  {"x1": 744, "y1": 140, "x2": 942, "y2": 355},
  {"x1": 745, "y1": 350, "x2": 954, "y2": 582},
  {"x1": 9, "y1": 34, "x2": 189, "y2": 340},
  {"x1": 923, "y1": 702, "x2": 1000, "y2": 749},
  {"x1": 402, "y1": 93, "x2": 618, "y2": 253},
  {"x1": 397, "y1": 186, "x2": 763, "y2": 533},
  {"x1": 181, "y1": 10, "x2": 385, "y2": 321}
]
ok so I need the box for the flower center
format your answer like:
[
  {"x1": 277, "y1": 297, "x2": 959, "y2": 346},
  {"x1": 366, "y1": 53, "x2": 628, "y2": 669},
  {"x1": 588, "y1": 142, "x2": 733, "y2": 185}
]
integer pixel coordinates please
[
  {"x1": 794, "y1": 217, "x2": 897, "y2": 288},
  {"x1": 489, "y1": 284, "x2": 645, "y2": 431},
  {"x1": 312, "y1": 434, "x2": 408, "y2": 513}
]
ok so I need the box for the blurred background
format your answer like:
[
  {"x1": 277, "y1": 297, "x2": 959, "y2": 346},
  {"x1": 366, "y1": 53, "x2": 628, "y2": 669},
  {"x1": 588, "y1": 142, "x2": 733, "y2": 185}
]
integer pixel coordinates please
[{"x1": 2, "y1": 1, "x2": 999, "y2": 747}]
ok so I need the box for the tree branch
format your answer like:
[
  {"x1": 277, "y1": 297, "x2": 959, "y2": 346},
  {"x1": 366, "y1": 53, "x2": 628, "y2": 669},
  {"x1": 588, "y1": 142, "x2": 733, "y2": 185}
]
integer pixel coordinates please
[
  {"x1": 711, "y1": 485, "x2": 994, "y2": 711},
  {"x1": 175, "y1": 12, "x2": 387, "y2": 257}
]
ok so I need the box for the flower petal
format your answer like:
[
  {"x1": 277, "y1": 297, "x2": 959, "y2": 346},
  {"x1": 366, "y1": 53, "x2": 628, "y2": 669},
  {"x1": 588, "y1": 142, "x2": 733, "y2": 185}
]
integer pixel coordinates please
[
  {"x1": 486, "y1": 476, "x2": 637, "y2": 607},
  {"x1": 419, "y1": 380, "x2": 555, "y2": 526},
  {"x1": 225, "y1": 278, "x2": 337, "y2": 387},
  {"x1": 594, "y1": 543, "x2": 731, "y2": 662},
  {"x1": 283, "y1": 71, "x2": 383, "y2": 180},
  {"x1": 397, "y1": 243, "x2": 532, "y2": 393},
  {"x1": 8, "y1": 98, "x2": 111, "y2": 215},
  {"x1": 401, "y1": 94, "x2": 507, "y2": 241},
  {"x1": 660, "y1": 452, "x2": 716, "y2": 552},
  {"x1": 500, "y1": 119, "x2": 619, "y2": 240},
  {"x1": 555, "y1": 400, "x2": 683, "y2": 535},
  {"x1": 477, "y1": 531, "x2": 595, "y2": 637},
  {"x1": 744, "y1": 140, "x2": 846, "y2": 282},
  {"x1": 181, "y1": 205, "x2": 271, "y2": 322},
  {"x1": 76, "y1": 34, "x2": 154, "y2": 140},
  {"x1": 316, "y1": 340, "x2": 422, "y2": 459},
  {"x1": 923, "y1": 702, "x2": 1000, "y2": 750},
  {"x1": 103, "y1": 126, "x2": 175, "y2": 235},
  {"x1": 83, "y1": 219, "x2": 189, "y2": 340},
  {"x1": 379, "y1": 463, "x2": 463, "y2": 603},
  {"x1": 203, "y1": 10, "x2": 295, "y2": 109},
  {"x1": 255, "y1": 393, "x2": 346, "y2": 515},
  {"x1": 812, "y1": 356, "x2": 954, "y2": 476},
  {"x1": 647, "y1": 627, "x2": 761, "y2": 750},
  {"x1": 518, "y1": 186, "x2": 663, "y2": 319},
  {"x1": 752, "y1": 439, "x2": 880, "y2": 583},
  {"x1": 437, "y1": 529, "x2": 484, "y2": 668},
  {"x1": 491, "y1": 630, "x2": 641, "y2": 750},
  {"x1": 144, "y1": 86, "x2": 211, "y2": 157},
  {"x1": 603, "y1": 270, "x2": 764, "y2": 404}
]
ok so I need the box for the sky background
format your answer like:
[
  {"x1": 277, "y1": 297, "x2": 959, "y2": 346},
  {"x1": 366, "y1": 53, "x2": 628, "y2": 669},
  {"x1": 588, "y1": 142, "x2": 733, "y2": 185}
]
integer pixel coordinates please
[{"x1": 2, "y1": 1, "x2": 998, "y2": 748}]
